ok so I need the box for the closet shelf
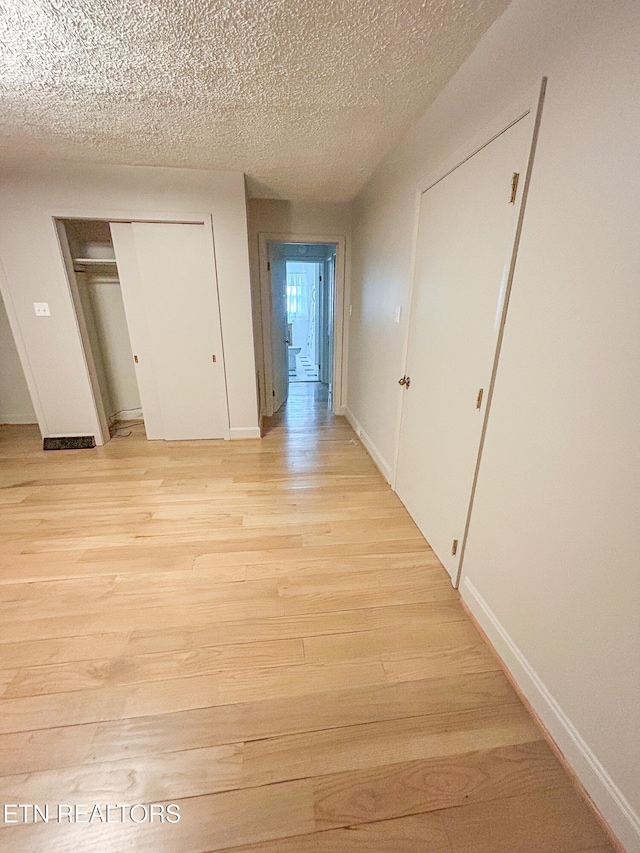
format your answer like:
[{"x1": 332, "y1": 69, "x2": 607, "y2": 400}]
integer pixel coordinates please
[{"x1": 73, "y1": 257, "x2": 117, "y2": 265}]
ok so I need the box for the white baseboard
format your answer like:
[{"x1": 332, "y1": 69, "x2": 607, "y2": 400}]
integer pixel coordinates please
[
  {"x1": 0, "y1": 413, "x2": 38, "y2": 424},
  {"x1": 111, "y1": 407, "x2": 143, "y2": 421},
  {"x1": 46, "y1": 433, "x2": 94, "y2": 438},
  {"x1": 230, "y1": 426, "x2": 262, "y2": 440},
  {"x1": 462, "y1": 576, "x2": 640, "y2": 853},
  {"x1": 344, "y1": 407, "x2": 392, "y2": 482}
]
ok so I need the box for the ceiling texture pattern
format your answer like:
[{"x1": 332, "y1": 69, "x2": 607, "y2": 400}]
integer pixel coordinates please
[{"x1": 0, "y1": 0, "x2": 510, "y2": 200}]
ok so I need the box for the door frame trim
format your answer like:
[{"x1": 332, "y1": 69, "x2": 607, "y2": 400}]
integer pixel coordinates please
[
  {"x1": 258, "y1": 232, "x2": 347, "y2": 417},
  {"x1": 392, "y1": 79, "x2": 547, "y2": 588}
]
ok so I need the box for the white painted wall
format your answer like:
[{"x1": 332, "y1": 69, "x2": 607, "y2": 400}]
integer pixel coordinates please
[
  {"x1": 0, "y1": 290, "x2": 36, "y2": 424},
  {"x1": 347, "y1": 1, "x2": 640, "y2": 849},
  {"x1": 247, "y1": 199, "x2": 352, "y2": 416},
  {"x1": 0, "y1": 162, "x2": 259, "y2": 439}
]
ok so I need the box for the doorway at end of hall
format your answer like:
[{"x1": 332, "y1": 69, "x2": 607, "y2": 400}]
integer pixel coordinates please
[{"x1": 267, "y1": 241, "x2": 338, "y2": 415}]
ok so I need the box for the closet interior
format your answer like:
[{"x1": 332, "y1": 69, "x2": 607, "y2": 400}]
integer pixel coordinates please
[{"x1": 57, "y1": 219, "x2": 142, "y2": 437}]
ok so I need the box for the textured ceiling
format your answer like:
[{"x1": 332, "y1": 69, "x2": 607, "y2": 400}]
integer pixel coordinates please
[{"x1": 0, "y1": 0, "x2": 510, "y2": 200}]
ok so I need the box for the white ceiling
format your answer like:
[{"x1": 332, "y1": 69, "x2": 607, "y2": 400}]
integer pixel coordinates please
[{"x1": 0, "y1": 0, "x2": 510, "y2": 201}]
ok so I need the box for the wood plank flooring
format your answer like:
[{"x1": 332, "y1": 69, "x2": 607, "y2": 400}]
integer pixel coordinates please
[{"x1": 0, "y1": 383, "x2": 615, "y2": 852}]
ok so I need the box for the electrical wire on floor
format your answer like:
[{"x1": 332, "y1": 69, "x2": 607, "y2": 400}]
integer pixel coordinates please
[
  {"x1": 108, "y1": 409, "x2": 143, "y2": 438},
  {"x1": 111, "y1": 426, "x2": 133, "y2": 437}
]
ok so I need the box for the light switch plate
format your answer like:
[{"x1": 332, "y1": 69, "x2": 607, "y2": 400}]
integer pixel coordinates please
[{"x1": 33, "y1": 302, "x2": 51, "y2": 316}]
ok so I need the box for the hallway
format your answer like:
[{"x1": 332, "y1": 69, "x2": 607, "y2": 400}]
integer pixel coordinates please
[{"x1": 0, "y1": 383, "x2": 613, "y2": 851}]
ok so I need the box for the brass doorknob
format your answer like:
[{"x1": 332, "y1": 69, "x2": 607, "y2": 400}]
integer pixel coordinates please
[{"x1": 398, "y1": 376, "x2": 411, "y2": 388}]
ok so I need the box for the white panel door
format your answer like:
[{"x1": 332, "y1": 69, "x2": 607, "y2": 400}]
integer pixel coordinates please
[
  {"x1": 110, "y1": 221, "x2": 229, "y2": 440},
  {"x1": 269, "y1": 245, "x2": 289, "y2": 413},
  {"x1": 108, "y1": 222, "x2": 164, "y2": 439},
  {"x1": 395, "y1": 114, "x2": 533, "y2": 581}
]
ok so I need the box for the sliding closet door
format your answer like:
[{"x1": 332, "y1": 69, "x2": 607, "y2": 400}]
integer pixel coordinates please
[
  {"x1": 395, "y1": 113, "x2": 533, "y2": 582},
  {"x1": 111, "y1": 221, "x2": 229, "y2": 440}
]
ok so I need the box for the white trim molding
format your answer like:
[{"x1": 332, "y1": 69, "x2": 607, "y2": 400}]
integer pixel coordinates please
[
  {"x1": 344, "y1": 407, "x2": 391, "y2": 483},
  {"x1": 229, "y1": 426, "x2": 261, "y2": 440},
  {"x1": 462, "y1": 577, "x2": 640, "y2": 853},
  {"x1": 110, "y1": 407, "x2": 143, "y2": 422}
]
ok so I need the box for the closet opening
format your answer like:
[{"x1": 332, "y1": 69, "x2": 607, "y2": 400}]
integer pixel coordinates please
[{"x1": 56, "y1": 219, "x2": 143, "y2": 444}]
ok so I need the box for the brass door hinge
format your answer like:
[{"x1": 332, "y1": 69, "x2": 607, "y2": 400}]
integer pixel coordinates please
[
  {"x1": 509, "y1": 172, "x2": 520, "y2": 204},
  {"x1": 451, "y1": 539, "x2": 458, "y2": 556},
  {"x1": 267, "y1": 261, "x2": 271, "y2": 271},
  {"x1": 476, "y1": 388, "x2": 484, "y2": 409},
  {"x1": 134, "y1": 355, "x2": 139, "y2": 363}
]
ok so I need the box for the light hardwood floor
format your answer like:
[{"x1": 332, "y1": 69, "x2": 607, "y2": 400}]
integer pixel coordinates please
[{"x1": 0, "y1": 384, "x2": 615, "y2": 852}]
